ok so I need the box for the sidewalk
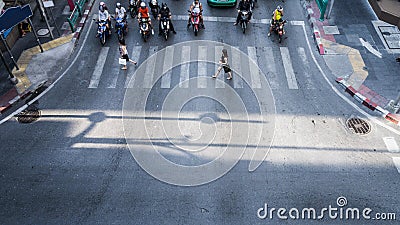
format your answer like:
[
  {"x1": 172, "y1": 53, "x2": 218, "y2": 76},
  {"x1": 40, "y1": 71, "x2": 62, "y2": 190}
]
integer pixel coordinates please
[
  {"x1": 0, "y1": 0, "x2": 94, "y2": 115},
  {"x1": 303, "y1": 0, "x2": 400, "y2": 126}
]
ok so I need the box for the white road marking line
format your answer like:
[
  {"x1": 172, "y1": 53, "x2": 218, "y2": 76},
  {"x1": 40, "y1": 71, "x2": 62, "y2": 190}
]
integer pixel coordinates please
[
  {"x1": 247, "y1": 47, "x2": 261, "y2": 89},
  {"x1": 383, "y1": 137, "x2": 400, "y2": 153},
  {"x1": 143, "y1": 46, "x2": 158, "y2": 88},
  {"x1": 359, "y1": 38, "x2": 382, "y2": 58},
  {"x1": 232, "y1": 47, "x2": 243, "y2": 89},
  {"x1": 125, "y1": 46, "x2": 142, "y2": 88},
  {"x1": 173, "y1": 15, "x2": 301, "y2": 24},
  {"x1": 392, "y1": 157, "x2": 400, "y2": 174},
  {"x1": 107, "y1": 48, "x2": 120, "y2": 88},
  {"x1": 297, "y1": 47, "x2": 315, "y2": 90},
  {"x1": 260, "y1": 47, "x2": 278, "y2": 89},
  {"x1": 215, "y1": 46, "x2": 225, "y2": 88},
  {"x1": 198, "y1": 46, "x2": 207, "y2": 88},
  {"x1": 88, "y1": 47, "x2": 110, "y2": 88},
  {"x1": 161, "y1": 46, "x2": 174, "y2": 89},
  {"x1": 179, "y1": 46, "x2": 190, "y2": 88},
  {"x1": 280, "y1": 47, "x2": 298, "y2": 89}
]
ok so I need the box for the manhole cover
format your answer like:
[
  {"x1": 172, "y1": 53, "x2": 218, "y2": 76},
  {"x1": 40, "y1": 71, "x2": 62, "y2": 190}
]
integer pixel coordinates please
[
  {"x1": 16, "y1": 108, "x2": 41, "y2": 123},
  {"x1": 346, "y1": 118, "x2": 371, "y2": 135},
  {"x1": 37, "y1": 28, "x2": 49, "y2": 36}
]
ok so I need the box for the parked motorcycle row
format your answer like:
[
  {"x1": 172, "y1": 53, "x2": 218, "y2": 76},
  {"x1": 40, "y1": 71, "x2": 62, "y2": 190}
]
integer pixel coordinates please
[{"x1": 94, "y1": 0, "x2": 287, "y2": 45}]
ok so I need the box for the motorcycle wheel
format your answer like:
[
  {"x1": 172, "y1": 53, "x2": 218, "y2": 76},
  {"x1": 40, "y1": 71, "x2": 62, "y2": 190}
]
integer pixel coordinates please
[
  {"x1": 194, "y1": 26, "x2": 198, "y2": 36},
  {"x1": 101, "y1": 34, "x2": 106, "y2": 45},
  {"x1": 242, "y1": 22, "x2": 246, "y2": 34},
  {"x1": 164, "y1": 31, "x2": 168, "y2": 41},
  {"x1": 130, "y1": 9, "x2": 136, "y2": 18}
]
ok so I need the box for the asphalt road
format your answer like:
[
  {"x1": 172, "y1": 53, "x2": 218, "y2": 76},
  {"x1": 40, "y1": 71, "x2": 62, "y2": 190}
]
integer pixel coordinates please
[{"x1": 0, "y1": 0, "x2": 399, "y2": 224}]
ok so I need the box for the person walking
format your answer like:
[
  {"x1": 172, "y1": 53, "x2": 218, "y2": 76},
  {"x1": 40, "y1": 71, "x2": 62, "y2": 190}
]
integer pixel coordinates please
[
  {"x1": 212, "y1": 49, "x2": 232, "y2": 80},
  {"x1": 119, "y1": 39, "x2": 137, "y2": 70}
]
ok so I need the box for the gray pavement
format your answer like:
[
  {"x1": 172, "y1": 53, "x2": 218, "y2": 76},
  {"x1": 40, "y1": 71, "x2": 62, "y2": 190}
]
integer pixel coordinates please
[{"x1": 0, "y1": 0, "x2": 400, "y2": 224}]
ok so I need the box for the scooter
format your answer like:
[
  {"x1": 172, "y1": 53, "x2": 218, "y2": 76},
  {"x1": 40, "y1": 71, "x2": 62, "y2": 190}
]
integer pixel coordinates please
[
  {"x1": 149, "y1": 0, "x2": 159, "y2": 19},
  {"x1": 129, "y1": 0, "x2": 138, "y2": 18},
  {"x1": 160, "y1": 16, "x2": 170, "y2": 40},
  {"x1": 239, "y1": 10, "x2": 250, "y2": 34},
  {"x1": 188, "y1": 8, "x2": 201, "y2": 36},
  {"x1": 95, "y1": 20, "x2": 110, "y2": 45},
  {"x1": 115, "y1": 16, "x2": 126, "y2": 41},
  {"x1": 139, "y1": 17, "x2": 151, "y2": 42},
  {"x1": 270, "y1": 19, "x2": 286, "y2": 43}
]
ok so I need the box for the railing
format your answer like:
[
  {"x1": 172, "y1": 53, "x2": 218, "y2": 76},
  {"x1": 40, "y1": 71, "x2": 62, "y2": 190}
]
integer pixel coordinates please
[{"x1": 66, "y1": 0, "x2": 87, "y2": 32}]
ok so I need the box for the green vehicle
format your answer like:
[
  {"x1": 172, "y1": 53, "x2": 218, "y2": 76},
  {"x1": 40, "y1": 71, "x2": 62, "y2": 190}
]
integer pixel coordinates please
[{"x1": 207, "y1": 0, "x2": 237, "y2": 7}]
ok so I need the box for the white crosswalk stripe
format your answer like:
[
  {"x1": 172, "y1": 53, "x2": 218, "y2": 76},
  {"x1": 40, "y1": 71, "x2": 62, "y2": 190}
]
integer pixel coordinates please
[
  {"x1": 214, "y1": 46, "x2": 225, "y2": 88},
  {"x1": 161, "y1": 46, "x2": 174, "y2": 89},
  {"x1": 280, "y1": 47, "x2": 299, "y2": 90},
  {"x1": 247, "y1": 47, "x2": 262, "y2": 89},
  {"x1": 231, "y1": 47, "x2": 243, "y2": 89},
  {"x1": 143, "y1": 46, "x2": 158, "y2": 88},
  {"x1": 87, "y1": 44, "x2": 317, "y2": 91},
  {"x1": 198, "y1": 46, "x2": 208, "y2": 88},
  {"x1": 125, "y1": 46, "x2": 142, "y2": 88},
  {"x1": 297, "y1": 47, "x2": 315, "y2": 90},
  {"x1": 179, "y1": 46, "x2": 191, "y2": 88},
  {"x1": 88, "y1": 47, "x2": 109, "y2": 88},
  {"x1": 258, "y1": 47, "x2": 278, "y2": 89}
]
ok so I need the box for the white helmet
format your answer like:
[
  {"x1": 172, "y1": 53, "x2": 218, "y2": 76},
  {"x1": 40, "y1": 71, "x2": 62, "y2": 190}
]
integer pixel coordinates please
[
  {"x1": 277, "y1": 5, "x2": 283, "y2": 11},
  {"x1": 140, "y1": 2, "x2": 146, "y2": 8},
  {"x1": 116, "y1": 2, "x2": 121, "y2": 8}
]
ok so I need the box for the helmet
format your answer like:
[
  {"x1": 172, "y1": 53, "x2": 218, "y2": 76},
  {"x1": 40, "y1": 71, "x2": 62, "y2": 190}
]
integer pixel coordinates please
[
  {"x1": 116, "y1": 2, "x2": 121, "y2": 8},
  {"x1": 100, "y1": 1, "x2": 105, "y2": 6},
  {"x1": 194, "y1": 0, "x2": 199, "y2": 3},
  {"x1": 277, "y1": 5, "x2": 283, "y2": 11},
  {"x1": 162, "y1": 2, "x2": 167, "y2": 9},
  {"x1": 140, "y1": 2, "x2": 146, "y2": 8}
]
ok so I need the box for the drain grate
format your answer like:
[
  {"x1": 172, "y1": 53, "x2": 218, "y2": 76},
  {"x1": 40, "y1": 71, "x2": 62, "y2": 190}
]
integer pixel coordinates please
[
  {"x1": 346, "y1": 118, "x2": 371, "y2": 135},
  {"x1": 16, "y1": 108, "x2": 41, "y2": 124}
]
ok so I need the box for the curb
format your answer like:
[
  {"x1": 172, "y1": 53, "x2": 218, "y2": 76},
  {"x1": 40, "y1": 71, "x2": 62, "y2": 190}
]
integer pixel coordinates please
[
  {"x1": 336, "y1": 78, "x2": 400, "y2": 126},
  {"x1": 304, "y1": 1, "x2": 326, "y2": 55},
  {"x1": 73, "y1": 0, "x2": 95, "y2": 42},
  {"x1": 0, "y1": 0, "x2": 96, "y2": 116}
]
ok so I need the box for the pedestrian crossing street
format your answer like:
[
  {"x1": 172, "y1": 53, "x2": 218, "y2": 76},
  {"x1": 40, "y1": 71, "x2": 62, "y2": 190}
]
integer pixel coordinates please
[{"x1": 87, "y1": 44, "x2": 316, "y2": 90}]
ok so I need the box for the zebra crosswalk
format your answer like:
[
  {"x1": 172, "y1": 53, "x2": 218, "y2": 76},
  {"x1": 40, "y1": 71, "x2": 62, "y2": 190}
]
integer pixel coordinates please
[{"x1": 87, "y1": 44, "x2": 315, "y2": 90}]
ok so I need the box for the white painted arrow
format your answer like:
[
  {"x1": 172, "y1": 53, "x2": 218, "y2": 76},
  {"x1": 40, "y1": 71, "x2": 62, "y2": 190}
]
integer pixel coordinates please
[{"x1": 359, "y1": 38, "x2": 382, "y2": 58}]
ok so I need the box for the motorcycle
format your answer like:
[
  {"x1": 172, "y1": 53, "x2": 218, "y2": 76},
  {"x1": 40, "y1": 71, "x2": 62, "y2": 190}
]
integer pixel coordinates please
[
  {"x1": 188, "y1": 8, "x2": 201, "y2": 36},
  {"x1": 239, "y1": 10, "x2": 250, "y2": 34},
  {"x1": 250, "y1": 0, "x2": 256, "y2": 10},
  {"x1": 149, "y1": 0, "x2": 159, "y2": 19},
  {"x1": 95, "y1": 20, "x2": 110, "y2": 45},
  {"x1": 129, "y1": 0, "x2": 138, "y2": 18},
  {"x1": 115, "y1": 16, "x2": 126, "y2": 41},
  {"x1": 139, "y1": 17, "x2": 151, "y2": 42},
  {"x1": 160, "y1": 16, "x2": 170, "y2": 40},
  {"x1": 272, "y1": 20, "x2": 286, "y2": 43}
]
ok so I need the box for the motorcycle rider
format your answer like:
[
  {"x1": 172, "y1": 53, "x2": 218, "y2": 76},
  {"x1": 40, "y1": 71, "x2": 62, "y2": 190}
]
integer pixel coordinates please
[
  {"x1": 99, "y1": 2, "x2": 113, "y2": 30},
  {"x1": 234, "y1": 0, "x2": 252, "y2": 26},
  {"x1": 129, "y1": 0, "x2": 140, "y2": 16},
  {"x1": 138, "y1": 1, "x2": 154, "y2": 35},
  {"x1": 268, "y1": 5, "x2": 284, "y2": 37},
  {"x1": 188, "y1": 0, "x2": 204, "y2": 29},
  {"x1": 98, "y1": 3, "x2": 111, "y2": 32},
  {"x1": 115, "y1": 2, "x2": 128, "y2": 32},
  {"x1": 149, "y1": 0, "x2": 160, "y2": 18},
  {"x1": 158, "y1": 3, "x2": 177, "y2": 35}
]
